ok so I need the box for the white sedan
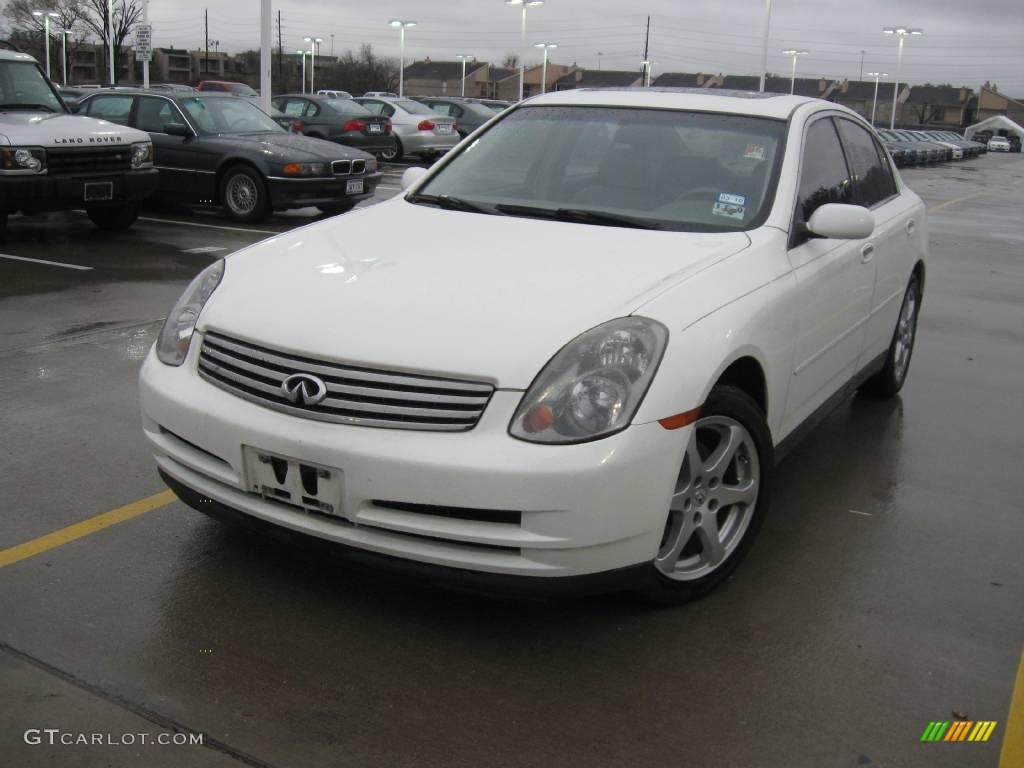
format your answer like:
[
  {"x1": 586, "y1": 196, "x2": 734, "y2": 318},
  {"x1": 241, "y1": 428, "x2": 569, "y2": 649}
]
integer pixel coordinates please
[
  {"x1": 140, "y1": 88, "x2": 927, "y2": 602},
  {"x1": 987, "y1": 136, "x2": 1011, "y2": 152}
]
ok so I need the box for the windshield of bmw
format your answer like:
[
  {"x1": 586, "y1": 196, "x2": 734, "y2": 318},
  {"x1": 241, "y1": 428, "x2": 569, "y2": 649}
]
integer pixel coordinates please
[
  {"x1": 0, "y1": 60, "x2": 65, "y2": 113},
  {"x1": 412, "y1": 106, "x2": 786, "y2": 232},
  {"x1": 181, "y1": 96, "x2": 282, "y2": 134}
]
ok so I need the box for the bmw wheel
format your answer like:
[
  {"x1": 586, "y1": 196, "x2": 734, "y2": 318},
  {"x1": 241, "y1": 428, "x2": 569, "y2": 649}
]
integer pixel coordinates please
[
  {"x1": 639, "y1": 385, "x2": 773, "y2": 603},
  {"x1": 380, "y1": 138, "x2": 403, "y2": 163},
  {"x1": 220, "y1": 165, "x2": 270, "y2": 223}
]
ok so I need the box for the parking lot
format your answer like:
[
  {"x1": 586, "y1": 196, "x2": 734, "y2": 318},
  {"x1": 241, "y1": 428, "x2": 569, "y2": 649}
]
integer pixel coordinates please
[{"x1": 1, "y1": 152, "x2": 1023, "y2": 767}]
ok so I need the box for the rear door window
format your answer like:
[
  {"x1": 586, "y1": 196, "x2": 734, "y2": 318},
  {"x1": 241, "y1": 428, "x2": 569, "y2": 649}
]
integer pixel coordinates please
[
  {"x1": 84, "y1": 95, "x2": 134, "y2": 125},
  {"x1": 135, "y1": 96, "x2": 180, "y2": 133}
]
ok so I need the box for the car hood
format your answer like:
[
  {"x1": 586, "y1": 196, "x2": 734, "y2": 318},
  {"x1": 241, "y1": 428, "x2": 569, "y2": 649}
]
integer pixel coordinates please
[
  {"x1": 203, "y1": 131, "x2": 372, "y2": 161},
  {"x1": 0, "y1": 111, "x2": 150, "y2": 145},
  {"x1": 199, "y1": 201, "x2": 751, "y2": 388}
]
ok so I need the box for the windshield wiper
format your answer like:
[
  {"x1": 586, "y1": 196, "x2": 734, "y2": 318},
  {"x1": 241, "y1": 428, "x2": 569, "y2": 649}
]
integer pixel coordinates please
[
  {"x1": 407, "y1": 193, "x2": 496, "y2": 215},
  {"x1": 494, "y1": 203, "x2": 663, "y2": 230},
  {"x1": 0, "y1": 103, "x2": 57, "y2": 112}
]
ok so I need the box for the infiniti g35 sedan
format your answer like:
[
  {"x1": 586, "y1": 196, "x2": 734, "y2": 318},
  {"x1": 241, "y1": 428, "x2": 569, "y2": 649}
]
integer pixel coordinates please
[{"x1": 141, "y1": 88, "x2": 927, "y2": 602}]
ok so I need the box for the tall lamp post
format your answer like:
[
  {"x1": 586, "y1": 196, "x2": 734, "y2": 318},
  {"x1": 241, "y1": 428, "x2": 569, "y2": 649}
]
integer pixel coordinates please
[
  {"x1": 866, "y1": 71, "x2": 888, "y2": 125},
  {"x1": 782, "y1": 48, "x2": 808, "y2": 94},
  {"x1": 533, "y1": 43, "x2": 556, "y2": 94},
  {"x1": 304, "y1": 36, "x2": 323, "y2": 93},
  {"x1": 640, "y1": 59, "x2": 652, "y2": 87},
  {"x1": 61, "y1": 28, "x2": 72, "y2": 85},
  {"x1": 758, "y1": 0, "x2": 772, "y2": 91},
  {"x1": 505, "y1": 0, "x2": 543, "y2": 101},
  {"x1": 31, "y1": 10, "x2": 59, "y2": 79},
  {"x1": 388, "y1": 20, "x2": 416, "y2": 98},
  {"x1": 455, "y1": 54, "x2": 474, "y2": 97},
  {"x1": 296, "y1": 50, "x2": 307, "y2": 94},
  {"x1": 882, "y1": 27, "x2": 922, "y2": 129}
]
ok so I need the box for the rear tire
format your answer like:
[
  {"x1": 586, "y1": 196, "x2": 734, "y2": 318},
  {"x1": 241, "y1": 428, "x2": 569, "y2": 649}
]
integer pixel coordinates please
[
  {"x1": 636, "y1": 385, "x2": 774, "y2": 604},
  {"x1": 86, "y1": 204, "x2": 140, "y2": 231},
  {"x1": 861, "y1": 274, "x2": 921, "y2": 398},
  {"x1": 220, "y1": 165, "x2": 270, "y2": 223},
  {"x1": 380, "y1": 138, "x2": 403, "y2": 163}
]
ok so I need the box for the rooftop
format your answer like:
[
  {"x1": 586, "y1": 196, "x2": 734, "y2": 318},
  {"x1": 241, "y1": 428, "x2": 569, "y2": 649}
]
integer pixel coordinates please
[{"x1": 403, "y1": 59, "x2": 487, "y2": 81}]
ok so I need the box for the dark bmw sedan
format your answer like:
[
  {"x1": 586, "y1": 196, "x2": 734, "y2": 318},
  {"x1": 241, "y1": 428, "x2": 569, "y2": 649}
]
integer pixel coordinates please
[
  {"x1": 77, "y1": 91, "x2": 382, "y2": 222},
  {"x1": 272, "y1": 94, "x2": 397, "y2": 157}
]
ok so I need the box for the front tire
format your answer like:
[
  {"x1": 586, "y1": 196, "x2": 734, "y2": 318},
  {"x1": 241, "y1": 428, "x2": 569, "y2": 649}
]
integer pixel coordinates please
[
  {"x1": 861, "y1": 274, "x2": 921, "y2": 398},
  {"x1": 220, "y1": 165, "x2": 270, "y2": 223},
  {"x1": 637, "y1": 386, "x2": 774, "y2": 604},
  {"x1": 86, "y1": 203, "x2": 140, "y2": 231}
]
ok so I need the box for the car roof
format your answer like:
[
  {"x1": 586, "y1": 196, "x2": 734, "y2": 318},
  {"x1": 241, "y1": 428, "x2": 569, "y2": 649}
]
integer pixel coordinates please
[
  {"x1": 524, "y1": 87, "x2": 818, "y2": 120},
  {"x1": 0, "y1": 50, "x2": 38, "y2": 63}
]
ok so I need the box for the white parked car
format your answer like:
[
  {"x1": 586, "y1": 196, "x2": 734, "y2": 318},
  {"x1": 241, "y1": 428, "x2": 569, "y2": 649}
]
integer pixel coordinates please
[
  {"x1": 316, "y1": 89, "x2": 353, "y2": 100},
  {"x1": 140, "y1": 88, "x2": 927, "y2": 602},
  {"x1": 987, "y1": 136, "x2": 1011, "y2": 152}
]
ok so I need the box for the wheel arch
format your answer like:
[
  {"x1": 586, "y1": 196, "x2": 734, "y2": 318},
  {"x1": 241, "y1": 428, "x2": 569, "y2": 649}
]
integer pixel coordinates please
[{"x1": 214, "y1": 158, "x2": 266, "y2": 204}]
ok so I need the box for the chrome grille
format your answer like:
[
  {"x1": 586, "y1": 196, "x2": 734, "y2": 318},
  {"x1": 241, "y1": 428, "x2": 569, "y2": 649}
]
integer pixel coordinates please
[
  {"x1": 331, "y1": 160, "x2": 351, "y2": 175},
  {"x1": 352, "y1": 159, "x2": 366, "y2": 174},
  {"x1": 198, "y1": 331, "x2": 494, "y2": 431}
]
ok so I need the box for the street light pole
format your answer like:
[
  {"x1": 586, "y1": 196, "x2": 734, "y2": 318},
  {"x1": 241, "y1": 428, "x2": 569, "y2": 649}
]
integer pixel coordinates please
[
  {"x1": 534, "y1": 43, "x2": 555, "y2": 94},
  {"x1": 297, "y1": 50, "x2": 306, "y2": 94},
  {"x1": 61, "y1": 29, "x2": 71, "y2": 85},
  {"x1": 883, "y1": 27, "x2": 922, "y2": 130},
  {"x1": 640, "y1": 59, "x2": 652, "y2": 87},
  {"x1": 106, "y1": 0, "x2": 114, "y2": 84},
  {"x1": 32, "y1": 11, "x2": 59, "y2": 79},
  {"x1": 505, "y1": 0, "x2": 543, "y2": 101},
  {"x1": 456, "y1": 54, "x2": 474, "y2": 97},
  {"x1": 304, "y1": 36, "x2": 323, "y2": 93},
  {"x1": 782, "y1": 49, "x2": 808, "y2": 94},
  {"x1": 759, "y1": 0, "x2": 772, "y2": 92},
  {"x1": 388, "y1": 21, "x2": 416, "y2": 98},
  {"x1": 866, "y1": 71, "x2": 888, "y2": 125}
]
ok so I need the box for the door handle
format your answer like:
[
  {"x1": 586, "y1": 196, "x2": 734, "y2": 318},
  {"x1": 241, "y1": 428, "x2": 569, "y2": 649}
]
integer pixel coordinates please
[
  {"x1": 860, "y1": 244, "x2": 875, "y2": 264},
  {"x1": 906, "y1": 219, "x2": 916, "y2": 236}
]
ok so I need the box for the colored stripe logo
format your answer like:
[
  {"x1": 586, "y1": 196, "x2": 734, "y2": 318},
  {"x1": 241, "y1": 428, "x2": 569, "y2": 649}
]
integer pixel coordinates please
[{"x1": 921, "y1": 721, "x2": 998, "y2": 742}]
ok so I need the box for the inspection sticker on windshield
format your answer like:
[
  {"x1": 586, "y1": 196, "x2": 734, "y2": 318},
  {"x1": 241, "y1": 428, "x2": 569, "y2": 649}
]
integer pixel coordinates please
[
  {"x1": 744, "y1": 143, "x2": 767, "y2": 160},
  {"x1": 713, "y1": 192, "x2": 747, "y2": 220}
]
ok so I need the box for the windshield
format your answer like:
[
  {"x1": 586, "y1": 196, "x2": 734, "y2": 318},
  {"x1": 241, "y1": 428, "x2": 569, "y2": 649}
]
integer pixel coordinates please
[
  {"x1": 0, "y1": 60, "x2": 65, "y2": 112},
  {"x1": 395, "y1": 99, "x2": 435, "y2": 115},
  {"x1": 414, "y1": 105, "x2": 785, "y2": 232},
  {"x1": 180, "y1": 96, "x2": 282, "y2": 134},
  {"x1": 324, "y1": 100, "x2": 372, "y2": 116},
  {"x1": 226, "y1": 83, "x2": 257, "y2": 96}
]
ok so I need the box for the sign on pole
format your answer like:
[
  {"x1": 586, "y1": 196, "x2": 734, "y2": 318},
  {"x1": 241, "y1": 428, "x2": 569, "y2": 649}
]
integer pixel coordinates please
[{"x1": 135, "y1": 24, "x2": 153, "y2": 63}]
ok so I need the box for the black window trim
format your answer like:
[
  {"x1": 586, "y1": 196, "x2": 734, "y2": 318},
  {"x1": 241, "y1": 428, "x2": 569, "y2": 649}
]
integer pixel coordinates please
[
  {"x1": 788, "y1": 113, "x2": 854, "y2": 250},
  {"x1": 133, "y1": 93, "x2": 194, "y2": 136}
]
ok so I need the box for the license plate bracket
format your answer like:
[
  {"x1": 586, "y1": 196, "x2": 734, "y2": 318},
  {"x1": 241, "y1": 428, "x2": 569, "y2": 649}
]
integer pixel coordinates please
[
  {"x1": 242, "y1": 446, "x2": 345, "y2": 518},
  {"x1": 345, "y1": 179, "x2": 364, "y2": 195},
  {"x1": 84, "y1": 181, "x2": 114, "y2": 201},
  {"x1": 368, "y1": 124, "x2": 382, "y2": 133}
]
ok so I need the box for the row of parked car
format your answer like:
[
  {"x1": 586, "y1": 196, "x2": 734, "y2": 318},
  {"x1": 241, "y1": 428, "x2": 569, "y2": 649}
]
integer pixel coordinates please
[{"x1": 876, "y1": 128, "x2": 1010, "y2": 166}]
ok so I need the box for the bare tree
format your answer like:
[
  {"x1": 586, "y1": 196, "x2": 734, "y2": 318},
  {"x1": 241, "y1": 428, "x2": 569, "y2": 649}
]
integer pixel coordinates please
[
  {"x1": 326, "y1": 44, "x2": 398, "y2": 95},
  {"x1": 77, "y1": 0, "x2": 142, "y2": 83},
  {"x1": 502, "y1": 52, "x2": 519, "y2": 69},
  {"x1": 2, "y1": 0, "x2": 85, "y2": 76}
]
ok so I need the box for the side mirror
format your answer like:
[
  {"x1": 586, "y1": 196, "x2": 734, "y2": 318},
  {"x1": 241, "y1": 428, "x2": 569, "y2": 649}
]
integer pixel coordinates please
[
  {"x1": 164, "y1": 122, "x2": 192, "y2": 137},
  {"x1": 400, "y1": 166, "x2": 428, "y2": 191},
  {"x1": 806, "y1": 203, "x2": 874, "y2": 240}
]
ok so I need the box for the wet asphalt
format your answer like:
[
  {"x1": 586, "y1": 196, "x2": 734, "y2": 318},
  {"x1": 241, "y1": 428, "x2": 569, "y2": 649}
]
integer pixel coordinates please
[{"x1": 1, "y1": 156, "x2": 1022, "y2": 768}]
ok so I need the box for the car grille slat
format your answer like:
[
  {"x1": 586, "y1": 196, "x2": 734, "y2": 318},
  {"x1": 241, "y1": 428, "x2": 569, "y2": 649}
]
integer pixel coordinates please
[{"x1": 198, "y1": 331, "x2": 493, "y2": 431}]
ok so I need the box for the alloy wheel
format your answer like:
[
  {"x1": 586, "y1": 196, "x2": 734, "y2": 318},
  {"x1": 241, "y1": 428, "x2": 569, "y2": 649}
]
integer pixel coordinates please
[
  {"x1": 893, "y1": 284, "x2": 919, "y2": 383},
  {"x1": 655, "y1": 416, "x2": 760, "y2": 581},
  {"x1": 225, "y1": 174, "x2": 259, "y2": 215}
]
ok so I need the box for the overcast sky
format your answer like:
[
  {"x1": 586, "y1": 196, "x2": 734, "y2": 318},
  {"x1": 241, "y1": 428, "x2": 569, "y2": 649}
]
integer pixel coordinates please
[{"x1": 148, "y1": 0, "x2": 1024, "y2": 93}]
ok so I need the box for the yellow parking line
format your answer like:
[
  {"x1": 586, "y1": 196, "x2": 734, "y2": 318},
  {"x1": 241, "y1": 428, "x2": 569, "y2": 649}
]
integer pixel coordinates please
[
  {"x1": 1001, "y1": 650, "x2": 1024, "y2": 767},
  {"x1": 0, "y1": 490, "x2": 176, "y2": 569},
  {"x1": 928, "y1": 190, "x2": 987, "y2": 213}
]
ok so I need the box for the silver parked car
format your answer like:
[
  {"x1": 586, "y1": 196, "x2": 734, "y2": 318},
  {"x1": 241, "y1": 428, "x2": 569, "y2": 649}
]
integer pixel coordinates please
[{"x1": 353, "y1": 96, "x2": 459, "y2": 162}]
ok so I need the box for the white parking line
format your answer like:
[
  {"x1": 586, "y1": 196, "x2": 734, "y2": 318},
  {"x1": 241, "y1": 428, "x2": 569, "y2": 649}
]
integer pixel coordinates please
[
  {"x1": 136, "y1": 216, "x2": 278, "y2": 235},
  {"x1": 0, "y1": 253, "x2": 92, "y2": 271}
]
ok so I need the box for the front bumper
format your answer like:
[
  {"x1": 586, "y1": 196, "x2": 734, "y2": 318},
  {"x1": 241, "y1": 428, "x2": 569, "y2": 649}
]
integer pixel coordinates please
[
  {"x1": 0, "y1": 168, "x2": 159, "y2": 212},
  {"x1": 265, "y1": 171, "x2": 382, "y2": 211},
  {"x1": 139, "y1": 339, "x2": 687, "y2": 581}
]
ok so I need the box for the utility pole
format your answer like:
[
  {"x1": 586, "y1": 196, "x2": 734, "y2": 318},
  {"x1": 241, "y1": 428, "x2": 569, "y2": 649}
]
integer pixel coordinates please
[
  {"x1": 276, "y1": 10, "x2": 282, "y2": 82},
  {"x1": 204, "y1": 9, "x2": 208, "y2": 76},
  {"x1": 859, "y1": 49, "x2": 865, "y2": 80},
  {"x1": 597, "y1": 51, "x2": 602, "y2": 70},
  {"x1": 330, "y1": 33, "x2": 334, "y2": 57},
  {"x1": 642, "y1": 15, "x2": 650, "y2": 87}
]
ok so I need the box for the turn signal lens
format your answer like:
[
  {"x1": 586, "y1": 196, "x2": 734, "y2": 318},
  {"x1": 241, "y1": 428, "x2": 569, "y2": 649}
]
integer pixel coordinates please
[
  {"x1": 658, "y1": 407, "x2": 701, "y2": 430},
  {"x1": 282, "y1": 163, "x2": 301, "y2": 175},
  {"x1": 522, "y1": 404, "x2": 554, "y2": 433}
]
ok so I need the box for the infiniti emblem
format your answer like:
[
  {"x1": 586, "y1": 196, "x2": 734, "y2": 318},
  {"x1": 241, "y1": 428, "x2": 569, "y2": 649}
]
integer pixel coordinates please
[{"x1": 281, "y1": 373, "x2": 328, "y2": 406}]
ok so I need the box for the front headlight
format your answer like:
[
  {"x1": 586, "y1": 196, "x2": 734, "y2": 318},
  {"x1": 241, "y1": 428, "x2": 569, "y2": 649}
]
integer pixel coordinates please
[
  {"x1": 131, "y1": 142, "x2": 153, "y2": 168},
  {"x1": 1, "y1": 147, "x2": 46, "y2": 173},
  {"x1": 510, "y1": 317, "x2": 668, "y2": 444},
  {"x1": 365, "y1": 157, "x2": 378, "y2": 172},
  {"x1": 156, "y1": 260, "x2": 225, "y2": 366},
  {"x1": 281, "y1": 162, "x2": 329, "y2": 176}
]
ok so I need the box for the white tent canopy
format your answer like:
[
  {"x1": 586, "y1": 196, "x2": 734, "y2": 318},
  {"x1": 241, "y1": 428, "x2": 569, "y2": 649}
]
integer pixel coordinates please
[{"x1": 964, "y1": 115, "x2": 1024, "y2": 141}]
